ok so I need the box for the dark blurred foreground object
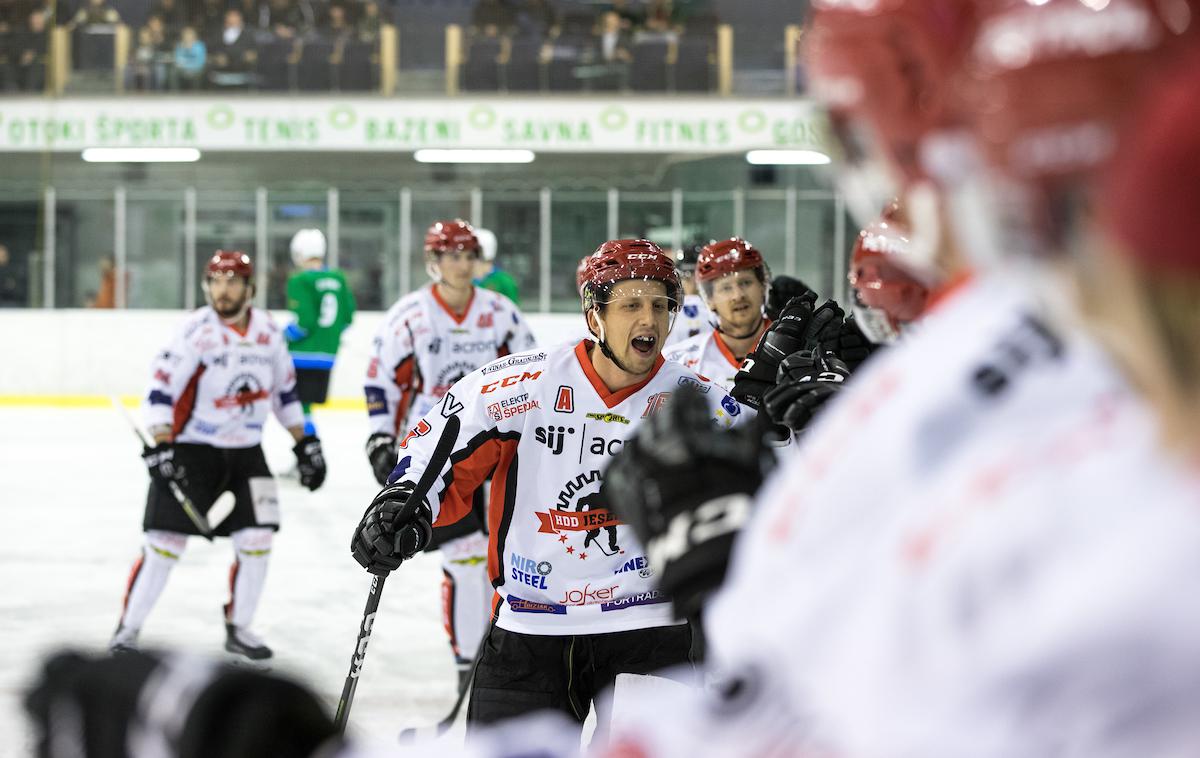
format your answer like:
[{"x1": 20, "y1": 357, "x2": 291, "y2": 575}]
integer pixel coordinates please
[
  {"x1": 601, "y1": 384, "x2": 775, "y2": 619},
  {"x1": 25, "y1": 649, "x2": 341, "y2": 758}
]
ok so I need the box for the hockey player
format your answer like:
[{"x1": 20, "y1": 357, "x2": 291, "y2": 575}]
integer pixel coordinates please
[
  {"x1": 111, "y1": 250, "x2": 326, "y2": 661},
  {"x1": 285, "y1": 228, "x2": 356, "y2": 437},
  {"x1": 846, "y1": 201, "x2": 935, "y2": 345},
  {"x1": 472, "y1": 227, "x2": 521, "y2": 305},
  {"x1": 602, "y1": 2, "x2": 1200, "y2": 756},
  {"x1": 662, "y1": 238, "x2": 772, "y2": 389},
  {"x1": 351, "y1": 239, "x2": 747, "y2": 734},
  {"x1": 363, "y1": 219, "x2": 536, "y2": 691},
  {"x1": 662, "y1": 244, "x2": 711, "y2": 347}
]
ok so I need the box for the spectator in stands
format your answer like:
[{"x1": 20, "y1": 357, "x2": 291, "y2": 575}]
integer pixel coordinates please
[
  {"x1": 174, "y1": 25, "x2": 206, "y2": 89},
  {"x1": 324, "y1": 4, "x2": 353, "y2": 43},
  {"x1": 13, "y1": 9, "x2": 48, "y2": 91},
  {"x1": 145, "y1": 13, "x2": 173, "y2": 48},
  {"x1": 518, "y1": 0, "x2": 559, "y2": 37},
  {"x1": 149, "y1": 0, "x2": 186, "y2": 37},
  {"x1": 129, "y1": 27, "x2": 160, "y2": 89},
  {"x1": 644, "y1": 0, "x2": 679, "y2": 34},
  {"x1": 193, "y1": 0, "x2": 227, "y2": 42},
  {"x1": 356, "y1": 1, "x2": 381, "y2": 44},
  {"x1": 0, "y1": 245, "x2": 27, "y2": 308},
  {"x1": 209, "y1": 8, "x2": 256, "y2": 75},
  {"x1": 598, "y1": 10, "x2": 631, "y2": 63},
  {"x1": 67, "y1": 0, "x2": 120, "y2": 28},
  {"x1": 471, "y1": 0, "x2": 514, "y2": 36},
  {"x1": 260, "y1": 0, "x2": 310, "y2": 40},
  {"x1": 608, "y1": 0, "x2": 642, "y2": 29}
]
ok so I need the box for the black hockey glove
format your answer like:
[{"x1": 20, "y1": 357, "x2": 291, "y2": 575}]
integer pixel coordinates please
[
  {"x1": 762, "y1": 350, "x2": 850, "y2": 433},
  {"x1": 731, "y1": 291, "x2": 817, "y2": 410},
  {"x1": 292, "y1": 435, "x2": 326, "y2": 491},
  {"x1": 142, "y1": 442, "x2": 188, "y2": 491},
  {"x1": 350, "y1": 481, "x2": 433, "y2": 576},
  {"x1": 805, "y1": 300, "x2": 849, "y2": 355},
  {"x1": 820, "y1": 314, "x2": 879, "y2": 372},
  {"x1": 765, "y1": 275, "x2": 816, "y2": 322},
  {"x1": 601, "y1": 385, "x2": 775, "y2": 619},
  {"x1": 365, "y1": 432, "x2": 398, "y2": 487}
]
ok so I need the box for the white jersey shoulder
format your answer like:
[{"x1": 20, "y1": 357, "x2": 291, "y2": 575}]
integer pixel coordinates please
[
  {"x1": 662, "y1": 331, "x2": 741, "y2": 391},
  {"x1": 664, "y1": 293, "x2": 713, "y2": 348}
]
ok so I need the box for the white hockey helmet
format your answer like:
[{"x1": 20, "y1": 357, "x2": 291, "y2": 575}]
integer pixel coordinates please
[
  {"x1": 475, "y1": 228, "x2": 498, "y2": 263},
  {"x1": 290, "y1": 228, "x2": 327, "y2": 266}
]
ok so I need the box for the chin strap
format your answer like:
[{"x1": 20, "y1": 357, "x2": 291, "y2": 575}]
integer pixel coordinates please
[{"x1": 589, "y1": 309, "x2": 640, "y2": 375}]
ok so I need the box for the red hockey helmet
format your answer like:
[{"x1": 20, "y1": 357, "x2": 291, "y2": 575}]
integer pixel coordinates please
[
  {"x1": 806, "y1": 0, "x2": 979, "y2": 224},
  {"x1": 205, "y1": 250, "x2": 253, "y2": 280},
  {"x1": 575, "y1": 255, "x2": 591, "y2": 294},
  {"x1": 944, "y1": 0, "x2": 1197, "y2": 262},
  {"x1": 847, "y1": 201, "x2": 935, "y2": 344},
  {"x1": 1101, "y1": 45, "x2": 1200, "y2": 274},
  {"x1": 579, "y1": 239, "x2": 682, "y2": 312},
  {"x1": 695, "y1": 238, "x2": 768, "y2": 283},
  {"x1": 424, "y1": 219, "x2": 480, "y2": 256},
  {"x1": 957, "y1": 0, "x2": 1195, "y2": 186}
]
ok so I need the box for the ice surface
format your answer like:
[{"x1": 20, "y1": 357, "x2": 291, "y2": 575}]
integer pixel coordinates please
[{"x1": 0, "y1": 406, "x2": 466, "y2": 756}]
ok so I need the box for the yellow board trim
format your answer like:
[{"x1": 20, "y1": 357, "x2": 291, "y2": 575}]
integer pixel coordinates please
[{"x1": 0, "y1": 395, "x2": 367, "y2": 410}]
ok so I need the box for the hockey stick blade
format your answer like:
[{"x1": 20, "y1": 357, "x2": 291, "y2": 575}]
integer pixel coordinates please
[
  {"x1": 110, "y1": 396, "x2": 214, "y2": 541},
  {"x1": 397, "y1": 657, "x2": 475, "y2": 743},
  {"x1": 335, "y1": 414, "x2": 462, "y2": 734}
]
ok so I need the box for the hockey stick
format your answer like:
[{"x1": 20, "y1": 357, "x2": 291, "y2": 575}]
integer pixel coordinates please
[
  {"x1": 334, "y1": 414, "x2": 461, "y2": 734},
  {"x1": 110, "y1": 396, "x2": 214, "y2": 541},
  {"x1": 397, "y1": 637, "x2": 483, "y2": 742}
]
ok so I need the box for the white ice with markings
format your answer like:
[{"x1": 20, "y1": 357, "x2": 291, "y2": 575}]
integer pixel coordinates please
[{"x1": 0, "y1": 406, "x2": 464, "y2": 756}]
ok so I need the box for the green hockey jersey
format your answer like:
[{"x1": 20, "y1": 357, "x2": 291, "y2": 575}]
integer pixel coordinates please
[{"x1": 285, "y1": 269, "x2": 356, "y2": 368}]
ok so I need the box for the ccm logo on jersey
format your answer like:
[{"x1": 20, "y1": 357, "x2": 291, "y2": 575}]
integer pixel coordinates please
[
  {"x1": 481, "y1": 370, "x2": 542, "y2": 394},
  {"x1": 398, "y1": 419, "x2": 431, "y2": 449}
]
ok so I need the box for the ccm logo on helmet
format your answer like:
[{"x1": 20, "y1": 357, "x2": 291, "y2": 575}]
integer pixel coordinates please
[{"x1": 481, "y1": 371, "x2": 543, "y2": 394}]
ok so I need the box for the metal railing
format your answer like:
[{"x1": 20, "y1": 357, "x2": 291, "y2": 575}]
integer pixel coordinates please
[{"x1": 20, "y1": 183, "x2": 848, "y2": 313}]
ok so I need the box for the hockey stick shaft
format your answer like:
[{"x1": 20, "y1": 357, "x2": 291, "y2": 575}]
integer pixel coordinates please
[
  {"x1": 110, "y1": 396, "x2": 214, "y2": 541},
  {"x1": 335, "y1": 414, "x2": 462, "y2": 734}
]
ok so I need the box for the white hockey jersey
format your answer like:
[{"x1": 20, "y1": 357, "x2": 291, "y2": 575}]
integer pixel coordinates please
[
  {"x1": 663, "y1": 293, "x2": 713, "y2": 348},
  {"x1": 391, "y1": 339, "x2": 746, "y2": 636},
  {"x1": 364, "y1": 284, "x2": 536, "y2": 436},
  {"x1": 142, "y1": 307, "x2": 304, "y2": 448},
  {"x1": 695, "y1": 272, "x2": 1200, "y2": 757},
  {"x1": 662, "y1": 326, "x2": 763, "y2": 391}
]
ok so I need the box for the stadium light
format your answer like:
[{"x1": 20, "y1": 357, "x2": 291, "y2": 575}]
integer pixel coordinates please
[
  {"x1": 414, "y1": 149, "x2": 536, "y2": 164},
  {"x1": 745, "y1": 149, "x2": 832, "y2": 166},
  {"x1": 81, "y1": 147, "x2": 202, "y2": 163}
]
